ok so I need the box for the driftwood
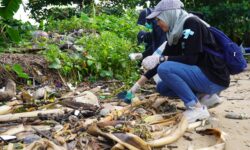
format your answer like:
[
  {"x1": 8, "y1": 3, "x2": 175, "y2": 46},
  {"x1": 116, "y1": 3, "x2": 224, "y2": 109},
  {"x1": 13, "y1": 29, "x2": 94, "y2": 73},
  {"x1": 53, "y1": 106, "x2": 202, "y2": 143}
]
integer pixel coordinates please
[
  {"x1": 225, "y1": 112, "x2": 250, "y2": 120},
  {"x1": 32, "y1": 126, "x2": 58, "y2": 145},
  {"x1": 0, "y1": 108, "x2": 71, "y2": 122},
  {"x1": 113, "y1": 133, "x2": 151, "y2": 150},
  {"x1": 0, "y1": 124, "x2": 51, "y2": 136},
  {"x1": 0, "y1": 79, "x2": 16, "y2": 101},
  {"x1": 152, "y1": 97, "x2": 168, "y2": 109},
  {"x1": 188, "y1": 128, "x2": 226, "y2": 150},
  {"x1": 111, "y1": 143, "x2": 125, "y2": 150},
  {"x1": 0, "y1": 101, "x2": 22, "y2": 115},
  {"x1": 97, "y1": 120, "x2": 133, "y2": 128},
  {"x1": 101, "y1": 96, "x2": 157, "y2": 122},
  {"x1": 0, "y1": 105, "x2": 13, "y2": 115},
  {"x1": 149, "y1": 113, "x2": 180, "y2": 126},
  {"x1": 59, "y1": 100, "x2": 99, "y2": 111},
  {"x1": 24, "y1": 138, "x2": 67, "y2": 150},
  {"x1": 187, "y1": 120, "x2": 206, "y2": 131},
  {"x1": 147, "y1": 116, "x2": 188, "y2": 148},
  {"x1": 87, "y1": 124, "x2": 141, "y2": 150}
]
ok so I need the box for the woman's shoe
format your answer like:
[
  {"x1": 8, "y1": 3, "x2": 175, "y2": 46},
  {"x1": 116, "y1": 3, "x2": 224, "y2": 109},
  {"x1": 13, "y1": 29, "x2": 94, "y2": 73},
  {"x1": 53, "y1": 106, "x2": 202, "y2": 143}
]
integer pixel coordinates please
[
  {"x1": 183, "y1": 105, "x2": 210, "y2": 123},
  {"x1": 200, "y1": 94, "x2": 223, "y2": 108}
]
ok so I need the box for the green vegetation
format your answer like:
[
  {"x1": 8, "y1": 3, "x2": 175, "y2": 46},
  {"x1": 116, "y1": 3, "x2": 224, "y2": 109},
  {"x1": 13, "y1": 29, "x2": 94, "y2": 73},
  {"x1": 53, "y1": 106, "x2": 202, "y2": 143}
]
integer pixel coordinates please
[
  {"x1": 185, "y1": 0, "x2": 250, "y2": 43},
  {"x1": 0, "y1": 0, "x2": 23, "y2": 46},
  {"x1": 43, "y1": 11, "x2": 143, "y2": 83}
]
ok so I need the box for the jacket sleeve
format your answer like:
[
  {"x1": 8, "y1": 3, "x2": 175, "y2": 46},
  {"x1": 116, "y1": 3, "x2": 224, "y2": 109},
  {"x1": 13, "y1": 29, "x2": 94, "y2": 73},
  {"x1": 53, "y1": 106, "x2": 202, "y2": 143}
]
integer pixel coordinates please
[{"x1": 143, "y1": 65, "x2": 158, "y2": 79}]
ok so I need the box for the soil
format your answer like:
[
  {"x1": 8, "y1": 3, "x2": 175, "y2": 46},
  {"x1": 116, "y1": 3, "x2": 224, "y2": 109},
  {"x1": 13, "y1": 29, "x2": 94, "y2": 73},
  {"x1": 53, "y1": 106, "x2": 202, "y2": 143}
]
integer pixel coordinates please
[{"x1": 0, "y1": 53, "x2": 61, "y2": 86}]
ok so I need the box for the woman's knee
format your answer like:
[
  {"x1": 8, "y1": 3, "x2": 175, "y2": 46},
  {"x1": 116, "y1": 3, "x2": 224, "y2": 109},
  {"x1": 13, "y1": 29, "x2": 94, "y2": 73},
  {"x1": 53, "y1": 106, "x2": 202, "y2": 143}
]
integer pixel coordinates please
[
  {"x1": 157, "y1": 61, "x2": 173, "y2": 76},
  {"x1": 156, "y1": 82, "x2": 177, "y2": 97}
]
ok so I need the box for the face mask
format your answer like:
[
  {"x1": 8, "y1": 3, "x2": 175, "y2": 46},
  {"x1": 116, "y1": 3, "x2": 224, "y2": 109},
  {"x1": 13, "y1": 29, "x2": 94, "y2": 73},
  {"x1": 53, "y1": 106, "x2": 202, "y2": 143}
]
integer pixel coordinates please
[{"x1": 145, "y1": 22, "x2": 152, "y2": 30}]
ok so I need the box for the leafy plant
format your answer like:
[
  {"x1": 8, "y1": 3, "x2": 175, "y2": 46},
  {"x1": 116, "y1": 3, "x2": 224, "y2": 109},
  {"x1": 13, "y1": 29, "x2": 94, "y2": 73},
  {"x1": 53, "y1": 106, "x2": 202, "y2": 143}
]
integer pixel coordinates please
[
  {"x1": 185, "y1": 0, "x2": 250, "y2": 43},
  {"x1": 0, "y1": 19, "x2": 35, "y2": 47},
  {"x1": 27, "y1": 0, "x2": 93, "y2": 21},
  {"x1": 0, "y1": 0, "x2": 22, "y2": 19},
  {"x1": 43, "y1": 10, "x2": 143, "y2": 83},
  {"x1": 76, "y1": 31, "x2": 137, "y2": 79},
  {"x1": 6, "y1": 25, "x2": 21, "y2": 42},
  {"x1": 0, "y1": 0, "x2": 23, "y2": 45},
  {"x1": 43, "y1": 44, "x2": 89, "y2": 82}
]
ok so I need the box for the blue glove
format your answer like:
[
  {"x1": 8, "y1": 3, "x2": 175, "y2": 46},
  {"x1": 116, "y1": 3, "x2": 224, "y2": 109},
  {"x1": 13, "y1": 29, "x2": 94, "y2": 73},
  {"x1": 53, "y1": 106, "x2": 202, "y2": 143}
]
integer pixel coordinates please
[
  {"x1": 145, "y1": 22, "x2": 153, "y2": 30},
  {"x1": 117, "y1": 91, "x2": 135, "y2": 104}
]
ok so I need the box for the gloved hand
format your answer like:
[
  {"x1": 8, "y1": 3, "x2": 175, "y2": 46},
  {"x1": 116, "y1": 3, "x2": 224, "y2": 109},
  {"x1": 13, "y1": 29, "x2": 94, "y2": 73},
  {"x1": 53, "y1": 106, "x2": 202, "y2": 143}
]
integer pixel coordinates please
[
  {"x1": 117, "y1": 82, "x2": 141, "y2": 104},
  {"x1": 142, "y1": 55, "x2": 160, "y2": 70},
  {"x1": 117, "y1": 91, "x2": 135, "y2": 104},
  {"x1": 129, "y1": 53, "x2": 143, "y2": 60},
  {"x1": 129, "y1": 82, "x2": 141, "y2": 94}
]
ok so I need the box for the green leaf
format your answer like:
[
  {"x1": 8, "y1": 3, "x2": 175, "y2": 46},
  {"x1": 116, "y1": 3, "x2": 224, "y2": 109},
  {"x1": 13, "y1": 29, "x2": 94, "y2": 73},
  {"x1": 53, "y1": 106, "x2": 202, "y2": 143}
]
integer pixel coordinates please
[
  {"x1": 12, "y1": 64, "x2": 24, "y2": 74},
  {"x1": 87, "y1": 60, "x2": 94, "y2": 66},
  {"x1": 6, "y1": 27, "x2": 21, "y2": 43},
  {"x1": 0, "y1": 0, "x2": 22, "y2": 19},
  {"x1": 12, "y1": 64, "x2": 29, "y2": 79},
  {"x1": 81, "y1": 13, "x2": 90, "y2": 22},
  {"x1": 49, "y1": 58, "x2": 62, "y2": 69},
  {"x1": 18, "y1": 72, "x2": 29, "y2": 79},
  {"x1": 49, "y1": 62, "x2": 62, "y2": 69},
  {"x1": 100, "y1": 70, "x2": 113, "y2": 78}
]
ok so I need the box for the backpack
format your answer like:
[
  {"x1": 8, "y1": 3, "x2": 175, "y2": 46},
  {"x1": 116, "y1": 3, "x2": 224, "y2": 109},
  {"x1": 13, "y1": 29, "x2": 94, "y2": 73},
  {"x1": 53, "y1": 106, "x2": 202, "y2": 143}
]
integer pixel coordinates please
[{"x1": 204, "y1": 27, "x2": 248, "y2": 75}]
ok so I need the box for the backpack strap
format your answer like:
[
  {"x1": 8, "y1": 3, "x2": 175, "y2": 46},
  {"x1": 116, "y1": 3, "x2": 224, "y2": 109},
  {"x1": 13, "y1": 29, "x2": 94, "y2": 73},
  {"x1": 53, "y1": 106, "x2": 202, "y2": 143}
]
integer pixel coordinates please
[{"x1": 203, "y1": 26, "x2": 225, "y2": 60}]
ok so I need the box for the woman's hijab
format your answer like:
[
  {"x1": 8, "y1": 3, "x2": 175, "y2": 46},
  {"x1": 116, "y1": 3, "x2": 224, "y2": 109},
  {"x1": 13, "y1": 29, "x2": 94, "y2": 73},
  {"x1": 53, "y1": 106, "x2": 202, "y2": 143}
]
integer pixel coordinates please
[{"x1": 157, "y1": 9, "x2": 209, "y2": 46}]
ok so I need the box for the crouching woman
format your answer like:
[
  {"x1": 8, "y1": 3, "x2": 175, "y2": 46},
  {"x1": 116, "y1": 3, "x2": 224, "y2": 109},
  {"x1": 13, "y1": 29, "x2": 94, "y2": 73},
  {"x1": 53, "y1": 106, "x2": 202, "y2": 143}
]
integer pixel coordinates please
[{"x1": 142, "y1": 0, "x2": 230, "y2": 123}]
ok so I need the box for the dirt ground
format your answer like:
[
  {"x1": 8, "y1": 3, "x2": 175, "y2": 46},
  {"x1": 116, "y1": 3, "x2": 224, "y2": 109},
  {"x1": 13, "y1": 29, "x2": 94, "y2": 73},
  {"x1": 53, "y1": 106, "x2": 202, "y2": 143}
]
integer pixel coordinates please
[
  {"x1": 0, "y1": 54, "x2": 60, "y2": 85},
  {"x1": 161, "y1": 67, "x2": 250, "y2": 150}
]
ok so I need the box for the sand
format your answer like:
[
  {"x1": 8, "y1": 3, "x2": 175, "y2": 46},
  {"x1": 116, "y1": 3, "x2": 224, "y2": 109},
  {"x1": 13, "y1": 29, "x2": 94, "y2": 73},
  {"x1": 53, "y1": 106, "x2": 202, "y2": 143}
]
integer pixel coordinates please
[{"x1": 161, "y1": 69, "x2": 250, "y2": 150}]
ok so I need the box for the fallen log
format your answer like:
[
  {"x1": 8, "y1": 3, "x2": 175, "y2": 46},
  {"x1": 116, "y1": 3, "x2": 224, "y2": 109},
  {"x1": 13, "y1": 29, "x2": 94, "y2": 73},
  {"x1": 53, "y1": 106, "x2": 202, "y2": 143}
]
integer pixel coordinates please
[{"x1": 0, "y1": 108, "x2": 71, "y2": 122}]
